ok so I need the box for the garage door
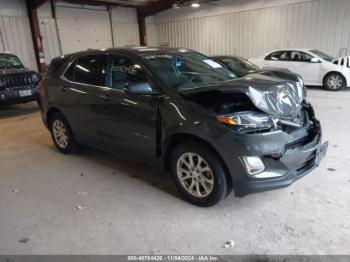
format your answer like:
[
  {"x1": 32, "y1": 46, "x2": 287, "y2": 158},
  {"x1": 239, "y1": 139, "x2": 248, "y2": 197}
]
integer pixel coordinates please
[{"x1": 56, "y1": 7, "x2": 112, "y2": 54}]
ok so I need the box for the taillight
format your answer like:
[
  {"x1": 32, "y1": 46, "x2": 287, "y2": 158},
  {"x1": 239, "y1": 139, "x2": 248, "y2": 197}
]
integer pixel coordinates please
[{"x1": 38, "y1": 81, "x2": 45, "y2": 92}]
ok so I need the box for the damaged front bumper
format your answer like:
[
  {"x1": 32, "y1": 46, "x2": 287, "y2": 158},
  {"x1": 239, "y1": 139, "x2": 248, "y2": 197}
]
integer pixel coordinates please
[
  {"x1": 212, "y1": 104, "x2": 328, "y2": 197},
  {"x1": 233, "y1": 134, "x2": 328, "y2": 197}
]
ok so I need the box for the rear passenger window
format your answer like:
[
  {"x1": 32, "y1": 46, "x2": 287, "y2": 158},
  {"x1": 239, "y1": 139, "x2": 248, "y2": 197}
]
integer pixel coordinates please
[
  {"x1": 265, "y1": 51, "x2": 289, "y2": 61},
  {"x1": 74, "y1": 55, "x2": 106, "y2": 86}
]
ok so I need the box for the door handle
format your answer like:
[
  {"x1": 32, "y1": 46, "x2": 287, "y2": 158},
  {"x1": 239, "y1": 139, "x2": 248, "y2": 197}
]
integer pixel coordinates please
[{"x1": 100, "y1": 94, "x2": 111, "y2": 101}]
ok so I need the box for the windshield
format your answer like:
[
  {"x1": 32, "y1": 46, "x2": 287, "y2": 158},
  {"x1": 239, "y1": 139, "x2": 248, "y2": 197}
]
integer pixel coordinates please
[
  {"x1": 143, "y1": 51, "x2": 237, "y2": 90},
  {"x1": 0, "y1": 54, "x2": 23, "y2": 69},
  {"x1": 223, "y1": 57, "x2": 259, "y2": 73},
  {"x1": 310, "y1": 49, "x2": 335, "y2": 62}
]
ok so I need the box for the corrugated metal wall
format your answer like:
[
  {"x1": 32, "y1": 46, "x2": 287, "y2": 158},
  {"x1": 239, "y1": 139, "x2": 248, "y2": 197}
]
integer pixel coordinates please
[
  {"x1": 39, "y1": 18, "x2": 60, "y2": 64},
  {"x1": 111, "y1": 7, "x2": 139, "y2": 47},
  {"x1": 154, "y1": 0, "x2": 350, "y2": 58},
  {"x1": 0, "y1": 16, "x2": 37, "y2": 70},
  {"x1": 146, "y1": 17, "x2": 157, "y2": 46}
]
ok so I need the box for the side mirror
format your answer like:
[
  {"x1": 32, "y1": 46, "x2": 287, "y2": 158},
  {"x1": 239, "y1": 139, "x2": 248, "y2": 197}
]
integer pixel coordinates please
[
  {"x1": 310, "y1": 57, "x2": 320, "y2": 63},
  {"x1": 125, "y1": 82, "x2": 159, "y2": 95}
]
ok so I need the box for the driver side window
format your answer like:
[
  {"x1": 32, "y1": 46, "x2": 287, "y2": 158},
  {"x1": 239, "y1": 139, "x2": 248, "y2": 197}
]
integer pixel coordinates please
[{"x1": 109, "y1": 55, "x2": 148, "y2": 90}]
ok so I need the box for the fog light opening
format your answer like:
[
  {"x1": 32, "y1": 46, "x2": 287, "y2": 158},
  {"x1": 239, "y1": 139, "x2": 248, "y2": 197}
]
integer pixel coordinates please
[{"x1": 242, "y1": 156, "x2": 265, "y2": 176}]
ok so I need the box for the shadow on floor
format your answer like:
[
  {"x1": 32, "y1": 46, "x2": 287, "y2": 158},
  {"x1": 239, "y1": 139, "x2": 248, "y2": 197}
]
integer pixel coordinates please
[
  {"x1": 306, "y1": 85, "x2": 350, "y2": 92},
  {"x1": 0, "y1": 102, "x2": 40, "y2": 119},
  {"x1": 71, "y1": 145, "x2": 183, "y2": 201}
]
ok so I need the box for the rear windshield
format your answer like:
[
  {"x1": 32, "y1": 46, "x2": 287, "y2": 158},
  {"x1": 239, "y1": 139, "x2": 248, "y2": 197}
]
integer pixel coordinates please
[{"x1": 46, "y1": 56, "x2": 70, "y2": 78}]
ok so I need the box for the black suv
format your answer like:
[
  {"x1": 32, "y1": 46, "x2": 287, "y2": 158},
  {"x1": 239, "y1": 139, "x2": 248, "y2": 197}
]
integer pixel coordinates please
[
  {"x1": 39, "y1": 47, "x2": 328, "y2": 206},
  {"x1": 0, "y1": 53, "x2": 41, "y2": 105}
]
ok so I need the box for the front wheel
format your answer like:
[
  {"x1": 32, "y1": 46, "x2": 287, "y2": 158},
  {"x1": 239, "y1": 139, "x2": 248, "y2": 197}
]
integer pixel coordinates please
[
  {"x1": 323, "y1": 73, "x2": 346, "y2": 91},
  {"x1": 169, "y1": 142, "x2": 229, "y2": 207}
]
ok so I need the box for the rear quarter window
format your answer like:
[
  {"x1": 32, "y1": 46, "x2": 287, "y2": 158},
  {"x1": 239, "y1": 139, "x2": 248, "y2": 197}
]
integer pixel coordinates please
[{"x1": 46, "y1": 57, "x2": 69, "y2": 78}]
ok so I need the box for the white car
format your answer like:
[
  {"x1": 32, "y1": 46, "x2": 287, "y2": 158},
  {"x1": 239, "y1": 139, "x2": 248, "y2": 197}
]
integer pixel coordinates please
[{"x1": 251, "y1": 48, "x2": 350, "y2": 91}]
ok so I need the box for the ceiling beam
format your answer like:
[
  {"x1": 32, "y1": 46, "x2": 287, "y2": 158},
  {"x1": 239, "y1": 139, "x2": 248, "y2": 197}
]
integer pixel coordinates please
[
  {"x1": 56, "y1": 0, "x2": 124, "y2": 7},
  {"x1": 56, "y1": 0, "x2": 158, "y2": 8},
  {"x1": 26, "y1": 0, "x2": 49, "y2": 9},
  {"x1": 137, "y1": 0, "x2": 176, "y2": 17}
]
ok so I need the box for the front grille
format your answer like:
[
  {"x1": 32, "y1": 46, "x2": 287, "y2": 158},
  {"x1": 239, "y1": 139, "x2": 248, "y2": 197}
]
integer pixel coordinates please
[{"x1": 0, "y1": 73, "x2": 34, "y2": 91}]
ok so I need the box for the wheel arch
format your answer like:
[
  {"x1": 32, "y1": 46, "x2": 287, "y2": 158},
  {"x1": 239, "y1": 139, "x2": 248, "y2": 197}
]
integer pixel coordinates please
[
  {"x1": 46, "y1": 107, "x2": 63, "y2": 126},
  {"x1": 162, "y1": 133, "x2": 233, "y2": 191}
]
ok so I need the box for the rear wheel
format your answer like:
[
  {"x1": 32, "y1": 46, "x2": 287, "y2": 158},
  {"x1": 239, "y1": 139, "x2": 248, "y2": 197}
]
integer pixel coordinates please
[
  {"x1": 49, "y1": 112, "x2": 78, "y2": 154},
  {"x1": 169, "y1": 142, "x2": 229, "y2": 207},
  {"x1": 324, "y1": 73, "x2": 346, "y2": 91}
]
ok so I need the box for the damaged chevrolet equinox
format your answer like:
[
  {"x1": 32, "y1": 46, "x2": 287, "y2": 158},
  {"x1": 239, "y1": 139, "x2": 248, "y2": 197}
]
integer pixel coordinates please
[{"x1": 39, "y1": 47, "x2": 328, "y2": 206}]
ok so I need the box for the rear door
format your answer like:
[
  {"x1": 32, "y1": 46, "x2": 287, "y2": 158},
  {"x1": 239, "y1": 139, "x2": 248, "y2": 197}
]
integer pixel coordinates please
[
  {"x1": 58, "y1": 54, "x2": 107, "y2": 145},
  {"x1": 98, "y1": 54, "x2": 159, "y2": 161}
]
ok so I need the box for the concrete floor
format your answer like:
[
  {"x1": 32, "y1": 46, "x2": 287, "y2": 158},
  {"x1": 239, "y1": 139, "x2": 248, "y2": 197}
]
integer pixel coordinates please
[{"x1": 0, "y1": 88, "x2": 349, "y2": 255}]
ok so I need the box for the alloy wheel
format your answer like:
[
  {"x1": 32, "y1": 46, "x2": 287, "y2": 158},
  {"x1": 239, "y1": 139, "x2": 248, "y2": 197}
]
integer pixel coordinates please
[
  {"x1": 52, "y1": 119, "x2": 69, "y2": 149},
  {"x1": 176, "y1": 152, "x2": 214, "y2": 198},
  {"x1": 327, "y1": 75, "x2": 343, "y2": 90}
]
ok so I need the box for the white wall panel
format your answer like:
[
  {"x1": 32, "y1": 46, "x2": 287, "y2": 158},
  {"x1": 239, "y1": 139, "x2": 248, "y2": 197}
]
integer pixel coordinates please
[
  {"x1": 153, "y1": 0, "x2": 350, "y2": 59},
  {"x1": 111, "y1": 7, "x2": 139, "y2": 47},
  {"x1": 146, "y1": 22, "x2": 157, "y2": 46},
  {"x1": 39, "y1": 18, "x2": 61, "y2": 63},
  {"x1": 0, "y1": 0, "x2": 28, "y2": 17},
  {"x1": 56, "y1": 7, "x2": 112, "y2": 54},
  {"x1": 112, "y1": 22, "x2": 140, "y2": 47},
  {"x1": 0, "y1": 16, "x2": 37, "y2": 70}
]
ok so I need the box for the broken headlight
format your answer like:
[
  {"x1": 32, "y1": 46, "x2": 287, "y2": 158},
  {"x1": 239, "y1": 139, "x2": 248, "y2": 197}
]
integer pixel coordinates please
[{"x1": 217, "y1": 111, "x2": 273, "y2": 133}]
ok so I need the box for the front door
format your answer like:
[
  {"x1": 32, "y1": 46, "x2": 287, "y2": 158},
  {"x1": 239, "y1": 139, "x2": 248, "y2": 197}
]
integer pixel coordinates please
[
  {"x1": 99, "y1": 54, "x2": 159, "y2": 161},
  {"x1": 287, "y1": 51, "x2": 321, "y2": 85}
]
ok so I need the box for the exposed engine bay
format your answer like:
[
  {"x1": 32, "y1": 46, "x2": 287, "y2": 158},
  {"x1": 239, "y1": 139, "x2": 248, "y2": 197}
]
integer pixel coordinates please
[
  {"x1": 184, "y1": 90, "x2": 256, "y2": 114},
  {"x1": 183, "y1": 88, "x2": 316, "y2": 135}
]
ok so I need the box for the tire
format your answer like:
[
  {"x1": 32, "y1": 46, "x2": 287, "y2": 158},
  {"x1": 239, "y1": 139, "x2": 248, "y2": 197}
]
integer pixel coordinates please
[
  {"x1": 49, "y1": 112, "x2": 78, "y2": 154},
  {"x1": 323, "y1": 72, "x2": 346, "y2": 91},
  {"x1": 169, "y1": 141, "x2": 228, "y2": 207}
]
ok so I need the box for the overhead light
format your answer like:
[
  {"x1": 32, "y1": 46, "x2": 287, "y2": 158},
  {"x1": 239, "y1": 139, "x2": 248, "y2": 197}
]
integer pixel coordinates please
[{"x1": 191, "y1": 2, "x2": 200, "y2": 8}]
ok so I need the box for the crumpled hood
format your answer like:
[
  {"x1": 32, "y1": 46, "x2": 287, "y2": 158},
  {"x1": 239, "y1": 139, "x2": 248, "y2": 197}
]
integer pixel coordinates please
[{"x1": 180, "y1": 73, "x2": 304, "y2": 119}]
